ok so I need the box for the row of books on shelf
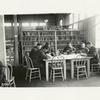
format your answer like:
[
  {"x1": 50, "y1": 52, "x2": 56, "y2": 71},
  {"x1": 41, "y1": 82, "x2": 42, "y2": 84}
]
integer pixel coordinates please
[
  {"x1": 57, "y1": 36, "x2": 78, "y2": 40},
  {"x1": 23, "y1": 41, "x2": 56, "y2": 46},
  {"x1": 24, "y1": 48, "x2": 32, "y2": 51},
  {"x1": 22, "y1": 39, "x2": 79, "y2": 46},
  {"x1": 57, "y1": 39, "x2": 79, "y2": 44},
  {"x1": 23, "y1": 36, "x2": 55, "y2": 41},
  {"x1": 23, "y1": 31, "x2": 38, "y2": 36},
  {"x1": 22, "y1": 30, "x2": 79, "y2": 36},
  {"x1": 22, "y1": 36, "x2": 78, "y2": 41},
  {"x1": 39, "y1": 32, "x2": 55, "y2": 35},
  {"x1": 22, "y1": 31, "x2": 55, "y2": 36}
]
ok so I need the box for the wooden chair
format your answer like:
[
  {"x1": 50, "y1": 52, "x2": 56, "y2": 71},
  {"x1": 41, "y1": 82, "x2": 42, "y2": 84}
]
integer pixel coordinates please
[
  {"x1": 1, "y1": 64, "x2": 16, "y2": 87},
  {"x1": 91, "y1": 63, "x2": 100, "y2": 74},
  {"x1": 91, "y1": 50, "x2": 100, "y2": 74},
  {"x1": 50, "y1": 56, "x2": 64, "y2": 82},
  {"x1": 25, "y1": 56, "x2": 41, "y2": 82},
  {"x1": 74, "y1": 59, "x2": 88, "y2": 80}
]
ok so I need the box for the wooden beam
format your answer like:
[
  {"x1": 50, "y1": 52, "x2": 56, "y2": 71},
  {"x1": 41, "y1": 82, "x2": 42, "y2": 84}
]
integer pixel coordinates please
[{"x1": 13, "y1": 15, "x2": 19, "y2": 66}]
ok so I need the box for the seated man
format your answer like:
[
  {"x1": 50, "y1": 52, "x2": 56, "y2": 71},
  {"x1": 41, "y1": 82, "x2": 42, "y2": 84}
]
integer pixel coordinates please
[
  {"x1": 29, "y1": 43, "x2": 48, "y2": 79},
  {"x1": 63, "y1": 42, "x2": 76, "y2": 54},
  {"x1": 78, "y1": 42, "x2": 89, "y2": 54},
  {"x1": 42, "y1": 42, "x2": 56, "y2": 56},
  {"x1": 87, "y1": 41, "x2": 99, "y2": 65},
  {"x1": 42, "y1": 42, "x2": 50, "y2": 54},
  {"x1": 29, "y1": 42, "x2": 38, "y2": 57}
]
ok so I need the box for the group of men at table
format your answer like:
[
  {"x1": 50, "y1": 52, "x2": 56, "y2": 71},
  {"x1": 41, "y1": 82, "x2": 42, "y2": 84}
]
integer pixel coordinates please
[{"x1": 27, "y1": 41, "x2": 99, "y2": 79}]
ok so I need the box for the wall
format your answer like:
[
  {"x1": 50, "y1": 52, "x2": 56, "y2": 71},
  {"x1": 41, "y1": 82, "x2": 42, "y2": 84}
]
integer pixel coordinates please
[
  {"x1": 78, "y1": 16, "x2": 96, "y2": 45},
  {"x1": 4, "y1": 14, "x2": 70, "y2": 39},
  {"x1": 5, "y1": 14, "x2": 96, "y2": 44},
  {"x1": 4, "y1": 15, "x2": 14, "y2": 40},
  {"x1": 5, "y1": 27, "x2": 14, "y2": 40},
  {"x1": 56, "y1": 14, "x2": 70, "y2": 26}
]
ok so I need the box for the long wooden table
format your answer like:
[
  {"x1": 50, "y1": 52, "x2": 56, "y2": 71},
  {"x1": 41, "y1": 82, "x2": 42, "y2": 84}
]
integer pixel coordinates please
[{"x1": 44, "y1": 54, "x2": 92, "y2": 81}]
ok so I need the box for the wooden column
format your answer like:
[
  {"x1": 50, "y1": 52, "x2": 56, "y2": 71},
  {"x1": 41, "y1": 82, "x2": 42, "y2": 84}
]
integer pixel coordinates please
[
  {"x1": 13, "y1": 15, "x2": 19, "y2": 66},
  {"x1": 54, "y1": 30, "x2": 57, "y2": 55},
  {"x1": 0, "y1": 15, "x2": 8, "y2": 80},
  {"x1": 0, "y1": 15, "x2": 7, "y2": 66}
]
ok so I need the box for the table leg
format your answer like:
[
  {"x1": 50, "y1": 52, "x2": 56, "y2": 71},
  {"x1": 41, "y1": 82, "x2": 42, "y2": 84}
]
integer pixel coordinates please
[
  {"x1": 71, "y1": 60, "x2": 74, "y2": 79},
  {"x1": 87, "y1": 59, "x2": 90, "y2": 77},
  {"x1": 46, "y1": 61, "x2": 49, "y2": 81},
  {"x1": 63, "y1": 60, "x2": 66, "y2": 80}
]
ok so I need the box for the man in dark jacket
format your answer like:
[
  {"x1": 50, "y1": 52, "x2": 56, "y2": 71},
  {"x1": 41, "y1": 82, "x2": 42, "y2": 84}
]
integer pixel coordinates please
[
  {"x1": 63, "y1": 42, "x2": 76, "y2": 54},
  {"x1": 78, "y1": 42, "x2": 89, "y2": 54},
  {"x1": 29, "y1": 43, "x2": 47, "y2": 79},
  {"x1": 87, "y1": 42, "x2": 99, "y2": 65}
]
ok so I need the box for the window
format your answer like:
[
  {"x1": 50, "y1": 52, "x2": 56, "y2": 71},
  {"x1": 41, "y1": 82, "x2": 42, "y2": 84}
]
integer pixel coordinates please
[
  {"x1": 39, "y1": 23, "x2": 46, "y2": 26},
  {"x1": 96, "y1": 15, "x2": 100, "y2": 48},
  {"x1": 22, "y1": 23, "x2": 30, "y2": 27},
  {"x1": 73, "y1": 23, "x2": 78, "y2": 29},
  {"x1": 59, "y1": 19, "x2": 63, "y2": 26},
  {"x1": 4, "y1": 23, "x2": 12, "y2": 27},
  {"x1": 74, "y1": 13, "x2": 79, "y2": 23},
  {"x1": 69, "y1": 14, "x2": 73, "y2": 24},
  {"x1": 30, "y1": 23, "x2": 38, "y2": 27},
  {"x1": 13, "y1": 23, "x2": 19, "y2": 26}
]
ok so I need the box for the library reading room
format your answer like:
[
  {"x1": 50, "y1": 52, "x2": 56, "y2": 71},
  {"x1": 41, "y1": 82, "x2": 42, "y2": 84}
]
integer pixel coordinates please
[{"x1": 0, "y1": 13, "x2": 100, "y2": 87}]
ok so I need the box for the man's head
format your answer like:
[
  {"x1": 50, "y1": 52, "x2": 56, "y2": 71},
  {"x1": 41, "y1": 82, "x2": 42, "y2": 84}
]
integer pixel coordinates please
[
  {"x1": 81, "y1": 42, "x2": 86, "y2": 48},
  {"x1": 34, "y1": 41, "x2": 38, "y2": 46},
  {"x1": 37, "y1": 43, "x2": 42, "y2": 49},
  {"x1": 68, "y1": 43, "x2": 73, "y2": 48},
  {"x1": 87, "y1": 41, "x2": 92, "y2": 48}
]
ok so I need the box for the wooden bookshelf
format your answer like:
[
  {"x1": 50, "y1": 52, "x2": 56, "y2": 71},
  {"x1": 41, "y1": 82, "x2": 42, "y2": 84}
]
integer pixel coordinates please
[
  {"x1": 20, "y1": 30, "x2": 80, "y2": 63},
  {"x1": 6, "y1": 39, "x2": 15, "y2": 65}
]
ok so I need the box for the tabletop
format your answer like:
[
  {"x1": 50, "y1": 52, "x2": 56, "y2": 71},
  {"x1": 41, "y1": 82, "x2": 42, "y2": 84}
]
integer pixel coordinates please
[{"x1": 44, "y1": 53, "x2": 92, "y2": 61}]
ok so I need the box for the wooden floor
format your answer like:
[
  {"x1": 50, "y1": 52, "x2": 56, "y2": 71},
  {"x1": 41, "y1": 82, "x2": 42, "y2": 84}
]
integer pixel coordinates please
[
  {"x1": 15, "y1": 73, "x2": 100, "y2": 87},
  {"x1": 13, "y1": 66, "x2": 100, "y2": 87}
]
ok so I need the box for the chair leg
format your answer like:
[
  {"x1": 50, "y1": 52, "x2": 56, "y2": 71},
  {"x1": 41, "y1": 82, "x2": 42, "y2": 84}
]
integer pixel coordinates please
[
  {"x1": 61, "y1": 69, "x2": 64, "y2": 81},
  {"x1": 91, "y1": 65, "x2": 93, "y2": 73},
  {"x1": 10, "y1": 80, "x2": 16, "y2": 87},
  {"x1": 11, "y1": 81, "x2": 16, "y2": 87},
  {"x1": 97, "y1": 65, "x2": 100, "y2": 73},
  {"x1": 53, "y1": 70, "x2": 55, "y2": 82},
  {"x1": 84, "y1": 68, "x2": 88, "y2": 79},
  {"x1": 29, "y1": 70, "x2": 32, "y2": 83},
  {"x1": 50, "y1": 69, "x2": 52, "y2": 80},
  {"x1": 25, "y1": 70, "x2": 28, "y2": 80},
  {"x1": 77, "y1": 68, "x2": 79, "y2": 80},
  {"x1": 39, "y1": 69, "x2": 41, "y2": 80},
  {"x1": 13, "y1": 80, "x2": 16, "y2": 87},
  {"x1": 98, "y1": 66, "x2": 100, "y2": 72}
]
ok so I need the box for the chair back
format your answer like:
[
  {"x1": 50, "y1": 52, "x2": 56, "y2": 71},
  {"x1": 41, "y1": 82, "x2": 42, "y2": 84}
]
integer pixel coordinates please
[
  {"x1": 25, "y1": 56, "x2": 34, "y2": 68},
  {"x1": 74, "y1": 59, "x2": 87, "y2": 67},
  {"x1": 51, "y1": 56, "x2": 64, "y2": 68},
  {"x1": 7, "y1": 64, "x2": 13, "y2": 81},
  {"x1": 96, "y1": 48, "x2": 100, "y2": 63}
]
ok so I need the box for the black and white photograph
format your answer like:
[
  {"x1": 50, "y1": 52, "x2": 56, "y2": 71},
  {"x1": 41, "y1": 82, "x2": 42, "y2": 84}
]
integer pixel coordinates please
[
  {"x1": 0, "y1": 0, "x2": 100, "y2": 99},
  {"x1": 0, "y1": 13, "x2": 100, "y2": 87}
]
